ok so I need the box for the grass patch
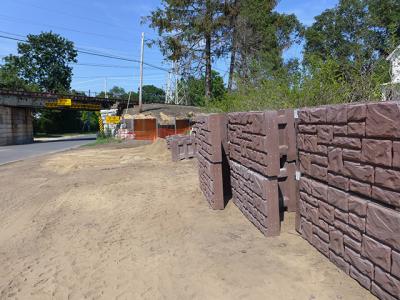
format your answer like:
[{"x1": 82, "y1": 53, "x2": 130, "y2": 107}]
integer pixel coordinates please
[{"x1": 84, "y1": 136, "x2": 122, "y2": 147}]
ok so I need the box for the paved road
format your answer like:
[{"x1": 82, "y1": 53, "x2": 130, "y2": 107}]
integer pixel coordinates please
[{"x1": 0, "y1": 134, "x2": 96, "y2": 165}]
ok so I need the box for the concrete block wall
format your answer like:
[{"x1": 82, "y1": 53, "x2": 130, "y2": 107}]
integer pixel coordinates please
[
  {"x1": 167, "y1": 134, "x2": 196, "y2": 162},
  {"x1": 193, "y1": 114, "x2": 228, "y2": 210},
  {"x1": 297, "y1": 101, "x2": 400, "y2": 300},
  {"x1": 227, "y1": 110, "x2": 297, "y2": 237},
  {"x1": 0, "y1": 106, "x2": 33, "y2": 146}
]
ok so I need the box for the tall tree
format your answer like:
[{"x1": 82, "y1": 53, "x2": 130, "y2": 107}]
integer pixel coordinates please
[
  {"x1": 4, "y1": 32, "x2": 77, "y2": 92},
  {"x1": 303, "y1": 0, "x2": 397, "y2": 101},
  {"x1": 146, "y1": 0, "x2": 226, "y2": 101},
  {"x1": 224, "y1": 0, "x2": 303, "y2": 88}
]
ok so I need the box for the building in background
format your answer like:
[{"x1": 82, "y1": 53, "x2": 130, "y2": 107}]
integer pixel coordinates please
[{"x1": 382, "y1": 45, "x2": 400, "y2": 101}]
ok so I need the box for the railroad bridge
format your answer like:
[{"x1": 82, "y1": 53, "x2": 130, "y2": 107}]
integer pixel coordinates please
[{"x1": 0, "y1": 89, "x2": 132, "y2": 146}]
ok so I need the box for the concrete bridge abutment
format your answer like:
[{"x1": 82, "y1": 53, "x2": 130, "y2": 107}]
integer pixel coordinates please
[{"x1": 0, "y1": 106, "x2": 33, "y2": 146}]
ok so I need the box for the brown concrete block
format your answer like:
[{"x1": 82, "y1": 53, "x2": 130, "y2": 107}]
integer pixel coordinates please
[
  {"x1": 327, "y1": 105, "x2": 347, "y2": 124},
  {"x1": 391, "y1": 251, "x2": 400, "y2": 279},
  {"x1": 342, "y1": 148, "x2": 362, "y2": 161},
  {"x1": 371, "y1": 282, "x2": 397, "y2": 300},
  {"x1": 344, "y1": 247, "x2": 374, "y2": 279},
  {"x1": 300, "y1": 217, "x2": 313, "y2": 242},
  {"x1": 332, "y1": 137, "x2": 361, "y2": 149},
  {"x1": 310, "y1": 164, "x2": 327, "y2": 181},
  {"x1": 366, "y1": 203, "x2": 400, "y2": 251},
  {"x1": 362, "y1": 139, "x2": 392, "y2": 167},
  {"x1": 329, "y1": 250, "x2": 350, "y2": 274},
  {"x1": 349, "y1": 179, "x2": 371, "y2": 197},
  {"x1": 335, "y1": 209, "x2": 349, "y2": 223},
  {"x1": 344, "y1": 235, "x2": 362, "y2": 252},
  {"x1": 333, "y1": 125, "x2": 347, "y2": 135},
  {"x1": 366, "y1": 102, "x2": 400, "y2": 138},
  {"x1": 346, "y1": 224, "x2": 362, "y2": 241},
  {"x1": 393, "y1": 141, "x2": 400, "y2": 169},
  {"x1": 362, "y1": 235, "x2": 391, "y2": 272},
  {"x1": 330, "y1": 229, "x2": 344, "y2": 256},
  {"x1": 347, "y1": 122, "x2": 365, "y2": 137},
  {"x1": 310, "y1": 154, "x2": 328, "y2": 167},
  {"x1": 319, "y1": 201, "x2": 335, "y2": 224},
  {"x1": 277, "y1": 109, "x2": 296, "y2": 162},
  {"x1": 375, "y1": 168, "x2": 400, "y2": 191},
  {"x1": 371, "y1": 186, "x2": 400, "y2": 208},
  {"x1": 343, "y1": 161, "x2": 374, "y2": 183},
  {"x1": 309, "y1": 178, "x2": 328, "y2": 200},
  {"x1": 348, "y1": 213, "x2": 366, "y2": 232},
  {"x1": 328, "y1": 172, "x2": 349, "y2": 191},
  {"x1": 349, "y1": 266, "x2": 371, "y2": 289},
  {"x1": 313, "y1": 226, "x2": 329, "y2": 242},
  {"x1": 317, "y1": 125, "x2": 333, "y2": 143},
  {"x1": 298, "y1": 109, "x2": 310, "y2": 123},
  {"x1": 348, "y1": 103, "x2": 367, "y2": 122},
  {"x1": 312, "y1": 234, "x2": 330, "y2": 257},
  {"x1": 309, "y1": 107, "x2": 327, "y2": 124},
  {"x1": 298, "y1": 124, "x2": 316, "y2": 134},
  {"x1": 348, "y1": 195, "x2": 367, "y2": 217},
  {"x1": 278, "y1": 162, "x2": 297, "y2": 212},
  {"x1": 328, "y1": 147, "x2": 343, "y2": 173},
  {"x1": 374, "y1": 267, "x2": 400, "y2": 298},
  {"x1": 327, "y1": 186, "x2": 348, "y2": 211}
]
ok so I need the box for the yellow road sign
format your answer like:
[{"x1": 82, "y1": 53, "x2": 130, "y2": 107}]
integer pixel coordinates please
[
  {"x1": 105, "y1": 116, "x2": 121, "y2": 124},
  {"x1": 57, "y1": 98, "x2": 72, "y2": 106}
]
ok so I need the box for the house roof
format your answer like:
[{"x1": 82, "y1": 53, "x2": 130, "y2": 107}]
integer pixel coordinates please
[{"x1": 387, "y1": 45, "x2": 400, "y2": 61}]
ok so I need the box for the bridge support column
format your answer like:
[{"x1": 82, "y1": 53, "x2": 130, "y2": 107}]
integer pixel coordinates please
[{"x1": 0, "y1": 106, "x2": 33, "y2": 146}]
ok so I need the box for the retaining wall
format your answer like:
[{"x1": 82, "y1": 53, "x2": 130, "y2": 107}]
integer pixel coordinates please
[
  {"x1": 227, "y1": 110, "x2": 297, "y2": 236},
  {"x1": 0, "y1": 106, "x2": 33, "y2": 146},
  {"x1": 167, "y1": 134, "x2": 196, "y2": 162},
  {"x1": 193, "y1": 114, "x2": 228, "y2": 210},
  {"x1": 297, "y1": 101, "x2": 400, "y2": 300}
]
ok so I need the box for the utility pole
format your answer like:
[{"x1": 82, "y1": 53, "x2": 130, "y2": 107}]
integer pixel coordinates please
[
  {"x1": 104, "y1": 77, "x2": 108, "y2": 99},
  {"x1": 138, "y1": 32, "x2": 145, "y2": 113}
]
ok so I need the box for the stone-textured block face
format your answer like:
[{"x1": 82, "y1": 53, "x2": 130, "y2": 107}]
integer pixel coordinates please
[
  {"x1": 230, "y1": 161, "x2": 279, "y2": 236},
  {"x1": 228, "y1": 110, "x2": 297, "y2": 236},
  {"x1": 193, "y1": 114, "x2": 228, "y2": 210},
  {"x1": 297, "y1": 101, "x2": 400, "y2": 299},
  {"x1": 167, "y1": 135, "x2": 196, "y2": 162}
]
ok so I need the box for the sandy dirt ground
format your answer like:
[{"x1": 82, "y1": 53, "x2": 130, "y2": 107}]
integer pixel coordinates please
[{"x1": 0, "y1": 140, "x2": 376, "y2": 300}]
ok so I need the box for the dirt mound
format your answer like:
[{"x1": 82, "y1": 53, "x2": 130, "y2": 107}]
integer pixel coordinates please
[{"x1": 141, "y1": 138, "x2": 170, "y2": 160}]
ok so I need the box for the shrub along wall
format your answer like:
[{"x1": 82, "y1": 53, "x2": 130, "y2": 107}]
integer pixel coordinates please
[{"x1": 297, "y1": 101, "x2": 400, "y2": 300}]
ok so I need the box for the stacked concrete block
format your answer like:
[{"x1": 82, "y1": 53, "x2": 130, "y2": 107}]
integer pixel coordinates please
[
  {"x1": 167, "y1": 134, "x2": 196, "y2": 162},
  {"x1": 193, "y1": 114, "x2": 228, "y2": 210},
  {"x1": 0, "y1": 106, "x2": 33, "y2": 146},
  {"x1": 277, "y1": 109, "x2": 298, "y2": 213},
  {"x1": 227, "y1": 110, "x2": 297, "y2": 237},
  {"x1": 297, "y1": 101, "x2": 400, "y2": 299}
]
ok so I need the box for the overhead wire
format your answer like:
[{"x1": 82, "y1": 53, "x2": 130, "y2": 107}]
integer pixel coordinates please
[{"x1": 0, "y1": 34, "x2": 169, "y2": 72}]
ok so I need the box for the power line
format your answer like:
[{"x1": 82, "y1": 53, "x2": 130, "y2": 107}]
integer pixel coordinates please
[
  {"x1": 0, "y1": 34, "x2": 169, "y2": 72},
  {"x1": 0, "y1": 13, "x2": 132, "y2": 43}
]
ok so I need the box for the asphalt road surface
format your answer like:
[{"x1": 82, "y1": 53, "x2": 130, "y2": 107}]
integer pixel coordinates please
[{"x1": 0, "y1": 134, "x2": 96, "y2": 165}]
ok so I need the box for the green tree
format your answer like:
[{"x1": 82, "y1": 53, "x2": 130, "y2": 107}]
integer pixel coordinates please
[
  {"x1": 142, "y1": 85, "x2": 165, "y2": 103},
  {"x1": 146, "y1": 0, "x2": 226, "y2": 101},
  {"x1": 4, "y1": 31, "x2": 77, "y2": 92},
  {"x1": 185, "y1": 70, "x2": 226, "y2": 106},
  {"x1": 226, "y1": 0, "x2": 303, "y2": 86},
  {"x1": 303, "y1": 0, "x2": 395, "y2": 102}
]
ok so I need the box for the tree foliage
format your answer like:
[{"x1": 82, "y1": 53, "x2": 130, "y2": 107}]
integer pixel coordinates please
[{"x1": 3, "y1": 32, "x2": 77, "y2": 92}]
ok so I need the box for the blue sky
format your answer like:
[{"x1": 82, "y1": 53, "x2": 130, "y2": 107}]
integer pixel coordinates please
[{"x1": 0, "y1": 0, "x2": 338, "y2": 94}]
